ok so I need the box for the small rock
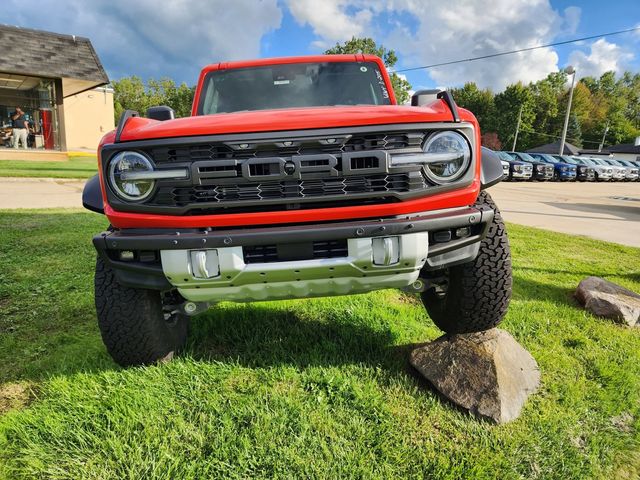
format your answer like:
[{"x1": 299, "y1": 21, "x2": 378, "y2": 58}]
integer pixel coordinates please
[
  {"x1": 575, "y1": 276, "x2": 640, "y2": 327},
  {"x1": 410, "y1": 329, "x2": 540, "y2": 424}
]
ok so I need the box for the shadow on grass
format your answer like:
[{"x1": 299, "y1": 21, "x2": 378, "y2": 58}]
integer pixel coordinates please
[
  {"x1": 513, "y1": 267, "x2": 640, "y2": 304},
  {"x1": 513, "y1": 274, "x2": 576, "y2": 304},
  {"x1": 186, "y1": 302, "x2": 420, "y2": 375},
  {"x1": 516, "y1": 266, "x2": 640, "y2": 283}
]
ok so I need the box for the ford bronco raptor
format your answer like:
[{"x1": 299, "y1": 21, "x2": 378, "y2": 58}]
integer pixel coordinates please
[{"x1": 83, "y1": 55, "x2": 511, "y2": 366}]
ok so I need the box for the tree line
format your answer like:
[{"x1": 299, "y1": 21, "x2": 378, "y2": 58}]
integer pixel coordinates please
[
  {"x1": 450, "y1": 71, "x2": 640, "y2": 151},
  {"x1": 111, "y1": 37, "x2": 640, "y2": 151}
]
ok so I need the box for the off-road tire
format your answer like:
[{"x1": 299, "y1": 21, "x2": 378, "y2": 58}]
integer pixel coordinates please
[
  {"x1": 421, "y1": 191, "x2": 512, "y2": 333},
  {"x1": 94, "y1": 256, "x2": 189, "y2": 367}
]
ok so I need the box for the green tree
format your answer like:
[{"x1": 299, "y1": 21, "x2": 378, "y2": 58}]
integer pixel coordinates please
[
  {"x1": 493, "y1": 83, "x2": 535, "y2": 150},
  {"x1": 527, "y1": 72, "x2": 566, "y2": 146},
  {"x1": 449, "y1": 82, "x2": 496, "y2": 131},
  {"x1": 112, "y1": 76, "x2": 195, "y2": 123},
  {"x1": 325, "y1": 37, "x2": 412, "y2": 104},
  {"x1": 566, "y1": 113, "x2": 583, "y2": 147}
]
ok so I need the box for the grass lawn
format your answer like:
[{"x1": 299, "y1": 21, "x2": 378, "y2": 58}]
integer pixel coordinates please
[
  {"x1": 0, "y1": 209, "x2": 639, "y2": 479},
  {"x1": 0, "y1": 156, "x2": 97, "y2": 179}
]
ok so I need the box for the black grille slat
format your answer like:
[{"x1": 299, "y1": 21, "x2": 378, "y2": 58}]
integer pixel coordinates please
[
  {"x1": 148, "y1": 132, "x2": 426, "y2": 163},
  {"x1": 243, "y1": 240, "x2": 349, "y2": 264},
  {"x1": 169, "y1": 173, "x2": 424, "y2": 205}
]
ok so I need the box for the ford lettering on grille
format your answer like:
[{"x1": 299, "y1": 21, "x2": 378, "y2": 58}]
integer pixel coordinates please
[{"x1": 191, "y1": 150, "x2": 389, "y2": 185}]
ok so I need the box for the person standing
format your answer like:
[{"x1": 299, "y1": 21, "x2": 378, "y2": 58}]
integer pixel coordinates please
[{"x1": 11, "y1": 107, "x2": 29, "y2": 149}]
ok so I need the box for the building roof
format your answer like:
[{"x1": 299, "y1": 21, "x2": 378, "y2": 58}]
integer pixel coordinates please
[
  {"x1": 526, "y1": 140, "x2": 580, "y2": 155},
  {"x1": 579, "y1": 148, "x2": 610, "y2": 155},
  {"x1": 0, "y1": 24, "x2": 109, "y2": 96},
  {"x1": 607, "y1": 143, "x2": 640, "y2": 154}
]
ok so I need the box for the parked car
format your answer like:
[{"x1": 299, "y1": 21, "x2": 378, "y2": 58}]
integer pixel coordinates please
[
  {"x1": 629, "y1": 160, "x2": 640, "y2": 179},
  {"x1": 552, "y1": 155, "x2": 595, "y2": 182},
  {"x1": 606, "y1": 158, "x2": 639, "y2": 181},
  {"x1": 506, "y1": 152, "x2": 554, "y2": 181},
  {"x1": 81, "y1": 54, "x2": 512, "y2": 367},
  {"x1": 528, "y1": 153, "x2": 577, "y2": 181},
  {"x1": 497, "y1": 151, "x2": 532, "y2": 181},
  {"x1": 500, "y1": 159, "x2": 510, "y2": 179},
  {"x1": 589, "y1": 157, "x2": 626, "y2": 181},
  {"x1": 570, "y1": 157, "x2": 613, "y2": 181}
]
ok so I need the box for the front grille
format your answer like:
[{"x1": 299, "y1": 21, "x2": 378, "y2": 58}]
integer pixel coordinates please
[
  {"x1": 130, "y1": 129, "x2": 437, "y2": 214},
  {"x1": 157, "y1": 172, "x2": 426, "y2": 207},
  {"x1": 243, "y1": 239, "x2": 349, "y2": 264}
]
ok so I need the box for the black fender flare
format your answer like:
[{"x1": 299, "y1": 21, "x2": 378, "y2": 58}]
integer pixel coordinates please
[
  {"x1": 480, "y1": 147, "x2": 504, "y2": 190},
  {"x1": 83, "y1": 174, "x2": 104, "y2": 214}
]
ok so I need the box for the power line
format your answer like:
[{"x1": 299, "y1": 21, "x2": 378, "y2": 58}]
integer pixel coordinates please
[
  {"x1": 517, "y1": 128, "x2": 602, "y2": 145},
  {"x1": 394, "y1": 26, "x2": 640, "y2": 73}
]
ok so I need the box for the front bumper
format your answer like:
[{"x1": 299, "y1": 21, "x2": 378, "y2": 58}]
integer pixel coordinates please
[
  {"x1": 577, "y1": 170, "x2": 595, "y2": 181},
  {"x1": 93, "y1": 206, "x2": 494, "y2": 301},
  {"x1": 557, "y1": 170, "x2": 576, "y2": 180},
  {"x1": 595, "y1": 171, "x2": 612, "y2": 180},
  {"x1": 510, "y1": 170, "x2": 532, "y2": 179}
]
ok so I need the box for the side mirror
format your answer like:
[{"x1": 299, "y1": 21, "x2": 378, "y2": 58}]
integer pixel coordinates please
[
  {"x1": 146, "y1": 105, "x2": 175, "y2": 121},
  {"x1": 412, "y1": 89, "x2": 461, "y2": 123},
  {"x1": 411, "y1": 89, "x2": 442, "y2": 107}
]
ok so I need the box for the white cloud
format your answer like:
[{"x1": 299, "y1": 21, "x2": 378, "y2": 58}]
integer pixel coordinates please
[
  {"x1": 285, "y1": 0, "x2": 585, "y2": 92},
  {"x1": 562, "y1": 6, "x2": 581, "y2": 34},
  {"x1": 0, "y1": 0, "x2": 282, "y2": 82},
  {"x1": 386, "y1": 0, "x2": 569, "y2": 91},
  {"x1": 568, "y1": 38, "x2": 634, "y2": 78},
  {"x1": 286, "y1": 0, "x2": 373, "y2": 49}
]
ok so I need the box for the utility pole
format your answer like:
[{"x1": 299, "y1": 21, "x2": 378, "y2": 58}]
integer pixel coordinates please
[
  {"x1": 598, "y1": 121, "x2": 610, "y2": 152},
  {"x1": 559, "y1": 66, "x2": 576, "y2": 155},
  {"x1": 512, "y1": 105, "x2": 523, "y2": 151}
]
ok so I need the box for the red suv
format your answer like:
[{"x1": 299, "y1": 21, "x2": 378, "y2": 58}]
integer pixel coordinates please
[{"x1": 83, "y1": 55, "x2": 511, "y2": 366}]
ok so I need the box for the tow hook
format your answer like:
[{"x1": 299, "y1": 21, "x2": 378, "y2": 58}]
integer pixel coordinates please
[
  {"x1": 401, "y1": 278, "x2": 428, "y2": 293},
  {"x1": 182, "y1": 301, "x2": 210, "y2": 316}
]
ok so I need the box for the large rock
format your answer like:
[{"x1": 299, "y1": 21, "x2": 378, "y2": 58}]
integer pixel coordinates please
[
  {"x1": 410, "y1": 329, "x2": 540, "y2": 423},
  {"x1": 575, "y1": 276, "x2": 640, "y2": 327}
]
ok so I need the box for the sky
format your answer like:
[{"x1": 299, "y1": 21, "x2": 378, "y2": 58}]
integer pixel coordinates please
[{"x1": 1, "y1": 0, "x2": 639, "y2": 93}]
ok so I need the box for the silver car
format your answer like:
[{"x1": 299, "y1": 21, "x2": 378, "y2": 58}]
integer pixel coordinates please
[
  {"x1": 589, "y1": 157, "x2": 626, "y2": 181},
  {"x1": 612, "y1": 159, "x2": 639, "y2": 181},
  {"x1": 574, "y1": 157, "x2": 613, "y2": 181},
  {"x1": 600, "y1": 158, "x2": 634, "y2": 181}
]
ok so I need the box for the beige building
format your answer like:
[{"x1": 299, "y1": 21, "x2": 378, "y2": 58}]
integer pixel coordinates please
[
  {"x1": 63, "y1": 86, "x2": 114, "y2": 151},
  {"x1": 0, "y1": 24, "x2": 112, "y2": 159}
]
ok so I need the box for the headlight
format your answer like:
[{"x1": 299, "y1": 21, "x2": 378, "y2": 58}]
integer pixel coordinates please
[
  {"x1": 109, "y1": 151, "x2": 156, "y2": 201},
  {"x1": 421, "y1": 131, "x2": 471, "y2": 183},
  {"x1": 108, "y1": 151, "x2": 189, "y2": 202}
]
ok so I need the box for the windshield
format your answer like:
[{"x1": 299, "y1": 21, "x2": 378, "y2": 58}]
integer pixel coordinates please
[
  {"x1": 590, "y1": 158, "x2": 606, "y2": 166},
  {"x1": 498, "y1": 152, "x2": 515, "y2": 161},
  {"x1": 516, "y1": 152, "x2": 537, "y2": 162},
  {"x1": 563, "y1": 156, "x2": 578, "y2": 164},
  {"x1": 197, "y1": 61, "x2": 392, "y2": 114}
]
